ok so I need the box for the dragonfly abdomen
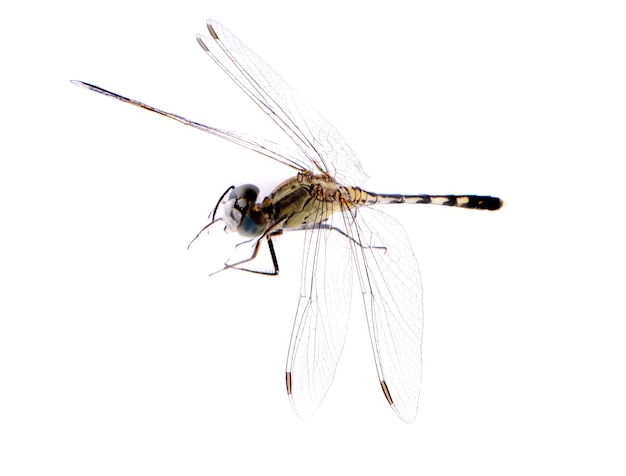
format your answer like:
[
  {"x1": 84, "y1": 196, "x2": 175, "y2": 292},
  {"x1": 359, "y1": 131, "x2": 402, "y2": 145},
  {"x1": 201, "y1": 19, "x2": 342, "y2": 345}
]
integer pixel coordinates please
[{"x1": 349, "y1": 187, "x2": 502, "y2": 211}]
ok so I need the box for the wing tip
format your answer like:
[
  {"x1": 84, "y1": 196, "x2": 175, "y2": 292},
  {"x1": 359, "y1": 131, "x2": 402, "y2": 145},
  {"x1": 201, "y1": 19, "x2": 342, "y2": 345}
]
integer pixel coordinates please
[
  {"x1": 195, "y1": 34, "x2": 209, "y2": 52},
  {"x1": 381, "y1": 380, "x2": 419, "y2": 423},
  {"x1": 70, "y1": 79, "x2": 94, "y2": 91},
  {"x1": 207, "y1": 21, "x2": 219, "y2": 40}
]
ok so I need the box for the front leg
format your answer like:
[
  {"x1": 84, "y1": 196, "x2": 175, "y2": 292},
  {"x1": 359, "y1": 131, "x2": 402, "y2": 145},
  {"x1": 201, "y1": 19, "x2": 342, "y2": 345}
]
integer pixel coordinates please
[{"x1": 211, "y1": 230, "x2": 283, "y2": 276}]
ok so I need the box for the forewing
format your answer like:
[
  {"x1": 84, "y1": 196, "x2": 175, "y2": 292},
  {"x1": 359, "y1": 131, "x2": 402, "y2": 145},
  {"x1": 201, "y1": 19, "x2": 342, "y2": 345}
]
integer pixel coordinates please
[
  {"x1": 70, "y1": 80, "x2": 308, "y2": 173},
  {"x1": 285, "y1": 214, "x2": 353, "y2": 419},
  {"x1": 350, "y1": 207, "x2": 423, "y2": 422},
  {"x1": 197, "y1": 20, "x2": 368, "y2": 186}
]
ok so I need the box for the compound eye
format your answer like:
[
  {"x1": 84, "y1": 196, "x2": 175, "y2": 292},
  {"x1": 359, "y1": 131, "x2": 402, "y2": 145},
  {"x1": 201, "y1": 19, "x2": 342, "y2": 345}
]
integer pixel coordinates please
[
  {"x1": 223, "y1": 184, "x2": 266, "y2": 237},
  {"x1": 229, "y1": 184, "x2": 259, "y2": 210}
]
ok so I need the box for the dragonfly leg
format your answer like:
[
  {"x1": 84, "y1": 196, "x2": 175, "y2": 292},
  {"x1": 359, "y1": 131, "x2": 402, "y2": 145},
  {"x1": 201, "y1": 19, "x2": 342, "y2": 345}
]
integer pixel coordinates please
[
  {"x1": 313, "y1": 223, "x2": 387, "y2": 252},
  {"x1": 218, "y1": 230, "x2": 283, "y2": 276}
]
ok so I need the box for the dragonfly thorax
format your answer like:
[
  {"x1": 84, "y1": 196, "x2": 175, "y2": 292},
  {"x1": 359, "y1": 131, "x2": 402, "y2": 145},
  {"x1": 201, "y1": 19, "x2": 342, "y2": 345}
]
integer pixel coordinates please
[{"x1": 223, "y1": 184, "x2": 267, "y2": 237}]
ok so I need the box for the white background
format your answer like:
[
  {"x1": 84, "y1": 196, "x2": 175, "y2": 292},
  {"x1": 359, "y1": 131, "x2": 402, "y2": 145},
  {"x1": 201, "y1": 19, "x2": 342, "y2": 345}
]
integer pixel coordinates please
[{"x1": 2, "y1": 0, "x2": 625, "y2": 474}]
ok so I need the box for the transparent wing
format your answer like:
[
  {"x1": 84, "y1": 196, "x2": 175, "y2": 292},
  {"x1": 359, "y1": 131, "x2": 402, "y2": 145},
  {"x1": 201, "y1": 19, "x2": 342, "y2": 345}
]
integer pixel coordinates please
[
  {"x1": 70, "y1": 80, "x2": 309, "y2": 173},
  {"x1": 197, "y1": 20, "x2": 369, "y2": 186},
  {"x1": 349, "y1": 206, "x2": 423, "y2": 423},
  {"x1": 285, "y1": 212, "x2": 354, "y2": 418}
]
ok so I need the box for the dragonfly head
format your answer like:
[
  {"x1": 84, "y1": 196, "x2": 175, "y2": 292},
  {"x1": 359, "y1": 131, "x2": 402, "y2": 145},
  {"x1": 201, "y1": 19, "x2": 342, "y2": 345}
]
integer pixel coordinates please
[{"x1": 222, "y1": 184, "x2": 267, "y2": 237}]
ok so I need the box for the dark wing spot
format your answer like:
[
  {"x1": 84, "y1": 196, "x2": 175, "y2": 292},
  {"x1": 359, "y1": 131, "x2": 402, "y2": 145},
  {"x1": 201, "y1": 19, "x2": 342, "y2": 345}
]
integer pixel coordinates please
[
  {"x1": 381, "y1": 380, "x2": 394, "y2": 405},
  {"x1": 208, "y1": 24, "x2": 219, "y2": 40}
]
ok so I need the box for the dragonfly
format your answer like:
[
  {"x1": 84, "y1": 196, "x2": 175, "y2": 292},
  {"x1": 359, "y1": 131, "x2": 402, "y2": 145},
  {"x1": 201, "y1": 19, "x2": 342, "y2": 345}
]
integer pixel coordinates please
[{"x1": 72, "y1": 19, "x2": 502, "y2": 423}]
